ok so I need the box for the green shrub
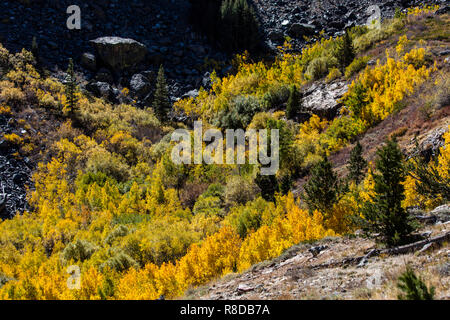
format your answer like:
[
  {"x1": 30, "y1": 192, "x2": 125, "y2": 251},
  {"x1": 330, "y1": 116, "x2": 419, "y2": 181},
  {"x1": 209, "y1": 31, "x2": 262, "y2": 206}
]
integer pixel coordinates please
[
  {"x1": 224, "y1": 175, "x2": 260, "y2": 207},
  {"x1": 306, "y1": 56, "x2": 338, "y2": 80},
  {"x1": 343, "y1": 81, "x2": 370, "y2": 120},
  {"x1": 0, "y1": 274, "x2": 13, "y2": 289},
  {"x1": 193, "y1": 196, "x2": 223, "y2": 216},
  {"x1": 100, "y1": 249, "x2": 138, "y2": 272},
  {"x1": 322, "y1": 116, "x2": 365, "y2": 151},
  {"x1": 62, "y1": 240, "x2": 98, "y2": 263},
  {"x1": 236, "y1": 206, "x2": 262, "y2": 238},
  {"x1": 306, "y1": 57, "x2": 330, "y2": 80},
  {"x1": 215, "y1": 95, "x2": 262, "y2": 129},
  {"x1": 349, "y1": 25, "x2": 370, "y2": 38},
  {"x1": 122, "y1": 219, "x2": 201, "y2": 266},
  {"x1": 326, "y1": 67, "x2": 343, "y2": 82},
  {"x1": 202, "y1": 183, "x2": 225, "y2": 199},
  {"x1": 262, "y1": 84, "x2": 290, "y2": 110},
  {"x1": 98, "y1": 277, "x2": 115, "y2": 300},
  {"x1": 345, "y1": 56, "x2": 370, "y2": 79},
  {"x1": 225, "y1": 197, "x2": 272, "y2": 237},
  {"x1": 104, "y1": 225, "x2": 130, "y2": 245},
  {"x1": 76, "y1": 171, "x2": 117, "y2": 194},
  {"x1": 85, "y1": 147, "x2": 130, "y2": 182}
]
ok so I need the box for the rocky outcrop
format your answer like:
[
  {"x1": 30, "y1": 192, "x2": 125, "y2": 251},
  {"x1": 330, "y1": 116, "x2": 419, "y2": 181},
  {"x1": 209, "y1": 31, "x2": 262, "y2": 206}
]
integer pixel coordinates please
[
  {"x1": 129, "y1": 73, "x2": 152, "y2": 98},
  {"x1": 302, "y1": 81, "x2": 349, "y2": 120},
  {"x1": 418, "y1": 126, "x2": 448, "y2": 161},
  {"x1": 90, "y1": 37, "x2": 148, "y2": 73},
  {"x1": 0, "y1": 113, "x2": 32, "y2": 219}
]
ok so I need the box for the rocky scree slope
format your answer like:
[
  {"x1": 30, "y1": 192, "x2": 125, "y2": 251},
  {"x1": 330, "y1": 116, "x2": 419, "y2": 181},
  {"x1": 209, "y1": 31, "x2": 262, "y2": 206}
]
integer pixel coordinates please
[
  {"x1": 0, "y1": 112, "x2": 32, "y2": 219},
  {"x1": 0, "y1": 0, "x2": 222, "y2": 99},
  {"x1": 0, "y1": 0, "x2": 446, "y2": 102},
  {"x1": 254, "y1": 0, "x2": 448, "y2": 52}
]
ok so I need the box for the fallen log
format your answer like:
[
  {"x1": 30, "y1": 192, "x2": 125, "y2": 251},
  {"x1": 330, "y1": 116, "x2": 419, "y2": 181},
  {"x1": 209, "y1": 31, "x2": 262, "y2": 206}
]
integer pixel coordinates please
[
  {"x1": 310, "y1": 231, "x2": 450, "y2": 270},
  {"x1": 380, "y1": 231, "x2": 450, "y2": 256},
  {"x1": 415, "y1": 215, "x2": 438, "y2": 225}
]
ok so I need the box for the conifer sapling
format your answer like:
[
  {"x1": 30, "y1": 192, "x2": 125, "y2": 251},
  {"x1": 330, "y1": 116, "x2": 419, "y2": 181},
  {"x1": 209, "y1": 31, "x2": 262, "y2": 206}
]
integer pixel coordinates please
[
  {"x1": 361, "y1": 138, "x2": 417, "y2": 247},
  {"x1": 348, "y1": 140, "x2": 367, "y2": 185},
  {"x1": 153, "y1": 65, "x2": 171, "y2": 122}
]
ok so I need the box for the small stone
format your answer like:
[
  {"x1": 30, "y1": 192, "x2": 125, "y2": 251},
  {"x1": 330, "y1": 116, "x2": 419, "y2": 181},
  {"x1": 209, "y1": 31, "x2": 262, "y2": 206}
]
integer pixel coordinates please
[
  {"x1": 417, "y1": 243, "x2": 433, "y2": 255},
  {"x1": 420, "y1": 231, "x2": 433, "y2": 239},
  {"x1": 237, "y1": 284, "x2": 254, "y2": 295},
  {"x1": 308, "y1": 245, "x2": 329, "y2": 257}
]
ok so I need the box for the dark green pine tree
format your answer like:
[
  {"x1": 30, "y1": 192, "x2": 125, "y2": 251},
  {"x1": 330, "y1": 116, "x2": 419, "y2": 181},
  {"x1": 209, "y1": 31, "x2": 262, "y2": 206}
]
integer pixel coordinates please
[
  {"x1": 189, "y1": 0, "x2": 223, "y2": 41},
  {"x1": 286, "y1": 85, "x2": 301, "y2": 120},
  {"x1": 255, "y1": 173, "x2": 278, "y2": 202},
  {"x1": 397, "y1": 266, "x2": 435, "y2": 300},
  {"x1": 220, "y1": 0, "x2": 260, "y2": 52},
  {"x1": 153, "y1": 65, "x2": 171, "y2": 122},
  {"x1": 31, "y1": 36, "x2": 39, "y2": 62},
  {"x1": 348, "y1": 140, "x2": 367, "y2": 185},
  {"x1": 303, "y1": 156, "x2": 340, "y2": 215},
  {"x1": 65, "y1": 58, "x2": 78, "y2": 118},
  {"x1": 238, "y1": 0, "x2": 260, "y2": 51},
  {"x1": 362, "y1": 138, "x2": 417, "y2": 247},
  {"x1": 278, "y1": 171, "x2": 293, "y2": 195},
  {"x1": 335, "y1": 29, "x2": 355, "y2": 71}
]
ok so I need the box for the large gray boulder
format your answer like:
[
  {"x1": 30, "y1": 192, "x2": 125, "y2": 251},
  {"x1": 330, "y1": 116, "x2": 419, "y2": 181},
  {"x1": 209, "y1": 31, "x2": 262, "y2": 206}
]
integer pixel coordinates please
[
  {"x1": 302, "y1": 81, "x2": 349, "y2": 120},
  {"x1": 288, "y1": 23, "x2": 316, "y2": 38},
  {"x1": 90, "y1": 37, "x2": 147, "y2": 73}
]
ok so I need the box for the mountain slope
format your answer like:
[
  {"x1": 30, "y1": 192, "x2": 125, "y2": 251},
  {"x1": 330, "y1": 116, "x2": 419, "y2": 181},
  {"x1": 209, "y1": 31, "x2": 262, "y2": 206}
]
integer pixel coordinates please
[{"x1": 187, "y1": 212, "x2": 449, "y2": 300}]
